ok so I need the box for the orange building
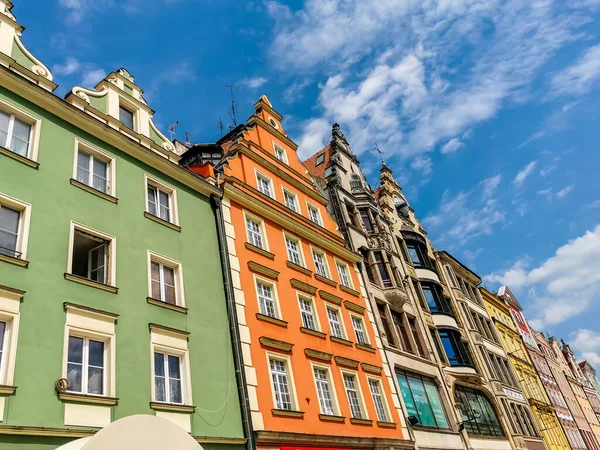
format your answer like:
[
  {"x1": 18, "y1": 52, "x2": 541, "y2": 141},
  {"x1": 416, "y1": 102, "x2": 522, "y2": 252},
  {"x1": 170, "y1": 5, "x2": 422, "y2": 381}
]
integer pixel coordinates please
[{"x1": 185, "y1": 96, "x2": 412, "y2": 450}]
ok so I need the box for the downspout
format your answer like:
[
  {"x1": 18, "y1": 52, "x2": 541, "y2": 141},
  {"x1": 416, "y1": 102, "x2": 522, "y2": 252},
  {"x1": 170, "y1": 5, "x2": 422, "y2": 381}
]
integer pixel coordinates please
[{"x1": 211, "y1": 189, "x2": 255, "y2": 450}]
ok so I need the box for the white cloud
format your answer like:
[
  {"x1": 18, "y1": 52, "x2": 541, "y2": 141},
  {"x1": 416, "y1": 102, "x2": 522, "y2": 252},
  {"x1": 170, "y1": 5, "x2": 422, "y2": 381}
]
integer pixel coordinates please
[
  {"x1": 551, "y1": 44, "x2": 600, "y2": 96},
  {"x1": 569, "y1": 329, "x2": 600, "y2": 366},
  {"x1": 52, "y1": 57, "x2": 81, "y2": 76},
  {"x1": 441, "y1": 137, "x2": 463, "y2": 154},
  {"x1": 81, "y1": 69, "x2": 106, "y2": 87},
  {"x1": 297, "y1": 118, "x2": 331, "y2": 159},
  {"x1": 240, "y1": 77, "x2": 268, "y2": 89},
  {"x1": 480, "y1": 174, "x2": 502, "y2": 198},
  {"x1": 484, "y1": 224, "x2": 600, "y2": 327},
  {"x1": 518, "y1": 130, "x2": 546, "y2": 149},
  {"x1": 556, "y1": 184, "x2": 575, "y2": 199},
  {"x1": 512, "y1": 161, "x2": 537, "y2": 187},
  {"x1": 410, "y1": 155, "x2": 432, "y2": 175},
  {"x1": 146, "y1": 61, "x2": 196, "y2": 100}
]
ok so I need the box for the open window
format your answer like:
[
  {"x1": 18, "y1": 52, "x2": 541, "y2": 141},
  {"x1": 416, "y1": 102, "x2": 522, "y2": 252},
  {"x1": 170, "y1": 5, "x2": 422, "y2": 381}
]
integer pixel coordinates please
[{"x1": 68, "y1": 222, "x2": 116, "y2": 288}]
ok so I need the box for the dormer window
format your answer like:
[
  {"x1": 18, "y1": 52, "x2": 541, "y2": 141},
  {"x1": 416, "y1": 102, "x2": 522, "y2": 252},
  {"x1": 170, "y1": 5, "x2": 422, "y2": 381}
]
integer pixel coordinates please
[
  {"x1": 119, "y1": 105, "x2": 135, "y2": 130},
  {"x1": 315, "y1": 154, "x2": 325, "y2": 166}
]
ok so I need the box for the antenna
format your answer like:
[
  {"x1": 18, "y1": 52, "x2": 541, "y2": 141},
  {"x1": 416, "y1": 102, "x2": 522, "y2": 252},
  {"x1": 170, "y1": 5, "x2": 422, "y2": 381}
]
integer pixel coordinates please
[
  {"x1": 168, "y1": 121, "x2": 178, "y2": 141},
  {"x1": 374, "y1": 142, "x2": 384, "y2": 164},
  {"x1": 225, "y1": 84, "x2": 241, "y2": 128},
  {"x1": 184, "y1": 132, "x2": 191, "y2": 147},
  {"x1": 218, "y1": 117, "x2": 224, "y2": 137}
]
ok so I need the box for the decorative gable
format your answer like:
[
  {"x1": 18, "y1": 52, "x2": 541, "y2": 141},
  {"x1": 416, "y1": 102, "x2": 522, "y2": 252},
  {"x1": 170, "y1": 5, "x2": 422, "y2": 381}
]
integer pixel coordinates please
[
  {"x1": 0, "y1": 0, "x2": 55, "y2": 91},
  {"x1": 65, "y1": 68, "x2": 177, "y2": 159}
]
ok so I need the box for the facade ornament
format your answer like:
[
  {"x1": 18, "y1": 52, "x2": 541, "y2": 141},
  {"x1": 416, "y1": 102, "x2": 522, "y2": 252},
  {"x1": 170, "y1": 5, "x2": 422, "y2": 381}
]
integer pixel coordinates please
[
  {"x1": 108, "y1": 75, "x2": 119, "y2": 85},
  {"x1": 13, "y1": 35, "x2": 53, "y2": 82},
  {"x1": 71, "y1": 85, "x2": 109, "y2": 105}
]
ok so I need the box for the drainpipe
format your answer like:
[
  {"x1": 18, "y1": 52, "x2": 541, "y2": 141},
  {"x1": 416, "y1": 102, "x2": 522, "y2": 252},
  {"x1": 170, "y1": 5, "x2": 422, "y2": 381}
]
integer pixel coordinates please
[{"x1": 211, "y1": 192, "x2": 255, "y2": 450}]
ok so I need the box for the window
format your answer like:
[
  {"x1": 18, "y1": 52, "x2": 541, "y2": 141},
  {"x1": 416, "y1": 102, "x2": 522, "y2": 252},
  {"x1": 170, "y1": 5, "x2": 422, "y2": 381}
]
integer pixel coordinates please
[
  {"x1": 327, "y1": 307, "x2": 344, "y2": 339},
  {"x1": 373, "y1": 251, "x2": 392, "y2": 287},
  {"x1": 315, "y1": 153, "x2": 325, "y2": 166},
  {"x1": 438, "y1": 329, "x2": 473, "y2": 367},
  {"x1": 444, "y1": 265, "x2": 458, "y2": 288},
  {"x1": 148, "y1": 252, "x2": 184, "y2": 306},
  {"x1": 343, "y1": 373, "x2": 365, "y2": 419},
  {"x1": 454, "y1": 385, "x2": 504, "y2": 436},
  {"x1": 396, "y1": 370, "x2": 449, "y2": 429},
  {"x1": 76, "y1": 149, "x2": 110, "y2": 194},
  {"x1": 257, "y1": 174, "x2": 273, "y2": 197},
  {"x1": 314, "y1": 367, "x2": 336, "y2": 415},
  {"x1": 283, "y1": 190, "x2": 299, "y2": 213},
  {"x1": 269, "y1": 358, "x2": 293, "y2": 410},
  {"x1": 420, "y1": 282, "x2": 453, "y2": 315},
  {"x1": 68, "y1": 223, "x2": 115, "y2": 286},
  {"x1": 392, "y1": 311, "x2": 413, "y2": 354},
  {"x1": 307, "y1": 204, "x2": 322, "y2": 226},
  {"x1": 430, "y1": 329, "x2": 446, "y2": 363},
  {"x1": 299, "y1": 297, "x2": 317, "y2": 330},
  {"x1": 0, "y1": 109, "x2": 32, "y2": 157},
  {"x1": 119, "y1": 105, "x2": 135, "y2": 129},
  {"x1": 256, "y1": 280, "x2": 278, "y2": 318},
  {"x1": 66, "y1": 335, "x2": 105, "y2": 396},
  {"x1": 274, "y1": 144, "x2": 287, "y2": 163},
  {"x1": 377, "y1": 303, "x2": 396, "y2": 348},
  {"x1": 412, "y1": 280, "x2": 427, "y2": 309},
  {"x1": 351, "y1": 316, "x2": 367, "y2": 345},
  {"x1": 0, "y1": 193, "x2": 31, "y2": 261},
  {"x1": 285, "y1": 235, "x2": 303, "y2": 266},
  {"x1": 336, "y1": 262, "x2": 352, "y2": 288},
  {"x1": 154, "y1": 352, "x2": 183, "y2": 404},
  {"x1": 147, "y1": 185, "x2": 170, "y2": 221},
  {"x1": 361, "y1": 249, "x2": 376, "y2": 284},
  {"x1": 368, "y1": 378, "x2": 389, "y2": 422},
  {"x1": 245, "y1": 216, "x2": 265, "y2": 249},
  {"x1": 405, "y1": 239, "x2": 434, "y2": 269},
  {"x1": 359, "y1": 209, "x2": 373, "y2": 232},
  {"x1": 312, "y1": 249, "x2": 329, "y2": 278},
  {"x1": 408, "y1": 317, "x2": 427, "y2": 358}
]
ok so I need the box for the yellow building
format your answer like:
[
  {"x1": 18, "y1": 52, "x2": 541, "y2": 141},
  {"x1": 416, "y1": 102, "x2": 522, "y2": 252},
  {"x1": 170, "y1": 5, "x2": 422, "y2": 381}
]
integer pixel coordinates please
[{"x1": 481, "y1": 288, "x2": 570, "y2": 450}]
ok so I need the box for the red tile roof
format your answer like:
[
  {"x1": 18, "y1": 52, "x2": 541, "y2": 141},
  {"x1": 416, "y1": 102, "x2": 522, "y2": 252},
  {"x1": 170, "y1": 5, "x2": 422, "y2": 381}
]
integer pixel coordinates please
[{"x1": 302, "y1": 145, "x2": 332, "y2": 179}]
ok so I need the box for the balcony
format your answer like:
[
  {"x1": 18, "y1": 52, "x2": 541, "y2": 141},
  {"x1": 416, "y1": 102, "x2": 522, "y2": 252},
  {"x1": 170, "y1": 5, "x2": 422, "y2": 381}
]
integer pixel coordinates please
[{"x1": 382, "y1": 286, "x2": 409, "y2": 310}]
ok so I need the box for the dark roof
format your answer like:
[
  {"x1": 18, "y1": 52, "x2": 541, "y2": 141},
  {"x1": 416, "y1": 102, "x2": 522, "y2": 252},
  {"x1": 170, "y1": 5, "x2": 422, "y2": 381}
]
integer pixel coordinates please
[
  {"x1": 303, "y1": 145, "x2": 332, "y2": 179},
  {"x1": 439, "y1": 250, "x2": 481, "y2": 281}
]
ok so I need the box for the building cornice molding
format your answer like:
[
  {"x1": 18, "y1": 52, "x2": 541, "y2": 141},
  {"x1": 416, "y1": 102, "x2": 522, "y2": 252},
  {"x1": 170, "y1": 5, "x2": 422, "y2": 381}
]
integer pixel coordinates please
[{"x1": 254, "y1": 430, "x2": 413, "y2": 449}]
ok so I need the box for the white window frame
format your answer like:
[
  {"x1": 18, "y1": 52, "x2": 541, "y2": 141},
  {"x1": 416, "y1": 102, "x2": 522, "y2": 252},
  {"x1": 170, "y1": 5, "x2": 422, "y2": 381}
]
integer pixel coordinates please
[
  {"x1": 273, "y1": 143, "x2": 287, "y2": 163},
  {"x1": 67, "y1": 221, "x2": 117, "y2": 286},
  {"x1": 255, "y1": 170, "x2": 274, "y2": 199},
  {"x1": 144, "y1": 174, "x2": 179, "y2": 225},
  {"x1": 118, "y1": 100, "x2": 138, "y2": 131},
  {"x1": 65, "y1": 335, "x2": 107, "y2": 396},
  {"x1": 282, "y1": 187, "x2": 299, "y2": 213},
  {"x1": 254, "y1": 275, "x2": 282, "y2": 319},
  {"x1": 297, "y1": 293, "x2": 321, "y2": 331},
  {"x1": 147, "y1": 250, "x2": 185, "y2": 307},
  {"x1": 335, "y1": 259, "x2": 353, "y2": 289},
  {"x1": 72, "y1": 139, "x2": 117, "y2": 197},
  {"x1": 311, "y1": 246, "x2": 331, "y2": 278},
  {"x1": 283, "y1": 232, "x2": 305, "y2": 267},
  {"x1": 306, "y1": 202, "x2": 323, "y2": 226},
  {"x1": 0, "y1": 287, "x2": 22, "y2": 388},
  {"x1": 326, "y1": 305, "x2": 347, "y2": 339},
  {"x1": 350, "y1": 313, "x2": 369, "y2": 346},
  {"x1": 62, "y1": 303, "x2": 116, "y2": 398},
  {"x1": 150, "y1": 327, "x2": 192, "y2": 406},
  {"x1": 367, "y1": 376, "x2": 391, "y2": 423},
  {"x1": 243, "y1": 211, "x2": 269, "y2": 251},
  {"x1": 0, "y1": 98, "x2": 41, "y2": 161},
  {"x1": 340, "y1": 369, "x2": 369, "y2": 420},
  {"x1": 0, "y1": 192, "x2": 31, "y2": 261},
  {"x1": 266, "y1": 351, "x2": 299, "y2": 411},
  {"x1": 311, "y1": 362, "x2": 340, "y2": 416}
]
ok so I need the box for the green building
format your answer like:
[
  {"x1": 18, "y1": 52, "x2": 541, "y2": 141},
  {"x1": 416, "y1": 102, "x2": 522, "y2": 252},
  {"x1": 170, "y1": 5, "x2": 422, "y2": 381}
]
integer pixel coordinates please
[{"x1": 0, "y1": 1, "x2": 245, "y2": 448}]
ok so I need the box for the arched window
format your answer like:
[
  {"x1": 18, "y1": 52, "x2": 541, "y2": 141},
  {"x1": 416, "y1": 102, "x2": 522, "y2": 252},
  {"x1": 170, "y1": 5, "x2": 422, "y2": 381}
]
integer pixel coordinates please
[{"x1": 454, "y1": 385, "x2": 504, "y2": 437}]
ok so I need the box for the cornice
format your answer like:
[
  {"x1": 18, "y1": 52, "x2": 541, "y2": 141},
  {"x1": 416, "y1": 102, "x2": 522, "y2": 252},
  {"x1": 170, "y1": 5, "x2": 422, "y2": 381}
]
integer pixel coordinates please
[
  {"x1": 247, "y1": 115, "x2": 298, "y2": 150},
  {"x1": 0, "y1": 66, "x2": 219, "y2": 198},
  {"x1": 224, "y1": 184, "x2": 361, "y2": 263}
]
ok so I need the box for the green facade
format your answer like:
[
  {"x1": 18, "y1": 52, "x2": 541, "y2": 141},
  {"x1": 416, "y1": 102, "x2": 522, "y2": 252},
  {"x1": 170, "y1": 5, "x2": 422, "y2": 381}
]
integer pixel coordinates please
[{"x1": 0, "y1": 56, "x2": 243, "y2": 450}]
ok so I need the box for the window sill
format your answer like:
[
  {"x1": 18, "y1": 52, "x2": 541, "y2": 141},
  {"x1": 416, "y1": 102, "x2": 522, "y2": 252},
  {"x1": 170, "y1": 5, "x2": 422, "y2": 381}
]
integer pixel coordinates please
[
  {"x1": 0, "y1": 145, "x2": 39, "y2": 169},
  {"x1": 150, "y1": 402, "x2": 196, "y2": 413},
  {"x1": 300, "y1": 327, "x2": 327, "y2": 339},
  {"x1": 64, "y1": 273, "x2": 118, "y2": 294},
  {"x1": 377, "y1": 421, "x2": 397, "y2": 428},
  {"x1": 271, "y1": 409, "x2": 304, "y2": 418},
  {"x1": 0, "y1": 385, "x2": 17, "y2": 396},
  {"x1": 70, "y1": 179, "x2": 118, "y2": 204},
  {"x1": 59, "y1": 392, "x2": 118, "y2": 406},
  {"x1": 144, "y1": 211, "x2": 181, "y2": 232},
  {"x1": 0, "y1": 253, "x2": 29, "y2": 268},
  {"x1": 350, "y1": 418, "x2": 373, "y2": 426},
  {"x1": 245, "y1": 243, "x2": 275, "y2": 260},
  {"x1": 339, "y1": 285, "x2": 360, "y2": 297},
  {"x1": 314, "y1": 274, "x2": 337, "y2": 288},
  {"x1": 330, "y1": 336, "x2": 353, "y2": 346},
  {"x1": 256, "y1": 313, "x2": 288, "y2": 328},
  {"x1": 355, "y1": 343, "x2": 376, "y2": 353},
  {"x1": 147, "y1": 297, "x2": 187, "y2": 314},
  {"x1": 319, "y1": 414, "x2": 345, "y2": 423},
  {"x1": 286, "y1": 261, "x2": 312, "y2": 276}
]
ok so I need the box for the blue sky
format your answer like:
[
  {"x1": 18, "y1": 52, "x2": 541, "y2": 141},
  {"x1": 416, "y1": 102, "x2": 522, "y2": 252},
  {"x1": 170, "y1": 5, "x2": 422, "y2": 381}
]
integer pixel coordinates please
[{"x1": 17, "y1": 1, "x2": 600, "y2": 362}]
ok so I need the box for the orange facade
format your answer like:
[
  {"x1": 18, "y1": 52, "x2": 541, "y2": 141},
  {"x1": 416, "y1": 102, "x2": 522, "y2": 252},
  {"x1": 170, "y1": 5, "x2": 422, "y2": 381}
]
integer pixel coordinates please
[{"x1": 218, "y1": 97, "x2": 409, "y2": 447}]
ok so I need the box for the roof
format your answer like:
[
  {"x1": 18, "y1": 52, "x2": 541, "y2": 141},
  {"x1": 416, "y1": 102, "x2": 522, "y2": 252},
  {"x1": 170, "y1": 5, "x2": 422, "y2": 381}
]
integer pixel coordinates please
[
  {"x1": 303, "y1": 145, "x2": 332, "y2": 179},
  {"x1": 439, "y1": 250, "x2": 481, "y2": 281},
  {"x1": 373, "y1": 187, "x2": 381, "y2": 200}
]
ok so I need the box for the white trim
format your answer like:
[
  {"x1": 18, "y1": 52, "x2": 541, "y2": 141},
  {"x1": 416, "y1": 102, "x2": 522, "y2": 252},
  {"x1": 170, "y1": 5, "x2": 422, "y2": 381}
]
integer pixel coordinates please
[
  {"x1": 0, "y1": 97, "x2": 41, "y2": 161},
  {"x1": 281, "y1": 187, "x2": 300, "y2": 214},
  {"x1": 0, "y1": 192, "x2": 31, "y2": 260},
  {"x1": 366, "y1": 375, "x2": 392, "y2": 423},
  {"x1": 310, "y1": 245, "x2": 331, "y2": 279},
  {"x1": 72, "y1": 138, "x2": 117, "y2": 197},
  {"x1": 325, "y1": 303, "x2": 347, "y2": 340},
  {"x1": 243, "y1": 210, "x2": 269, "y2": 251},
  {"x1": 253, "y1": 275, "x2": 282, "y2": 320},
  {"x1": 0, "y1": 288, "x2": 21, "y2": 388},
  {"x1": 147, "y1": 250, "x2": 185, "y2": 308},
  {"x1": 267, "y1": 116, "x2": 279, "y2": 130},
  {"x1": 266, "y1": 351, "x2": 299, "y2": 411},
  {"x1": 150, "y1": 328, "x2": 192, "y2": 406},
  {"x1": 254, "y1": 169, "x2": 274, "y2": 199},
  {"x1": 349, "y1": 312, "x2": 369, "y2": 345},
  {"x1": 306, "y1": 201, "x2": 323, "y2": 226},
  {"x1": 67, "y1": 221, "x2": 117, "y2": 286},
  {"x1": 282, "y1": 231, "x2": 306, "y2": 267},
  {"x1": 144, "y1": 174, "x2": 180, "y2": 226},
  {"x1": 310, "y1": 361, "x2": 341, "y2": 416},
  {"x1": 340, "y1": 368, "x2": 369, "y2": 420},
  {"x1": 273, "y1": 142, "x2": 287, "y2": 164},
  {"x1": 297, "y1": 292, "x2": 322, "y2": 332},
  {"x1": 118, "y1": 97, "x2": 139, "y2": 132},
  {"x1": 334, "y1": 258, "x2": 354, "y2": 289}
]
